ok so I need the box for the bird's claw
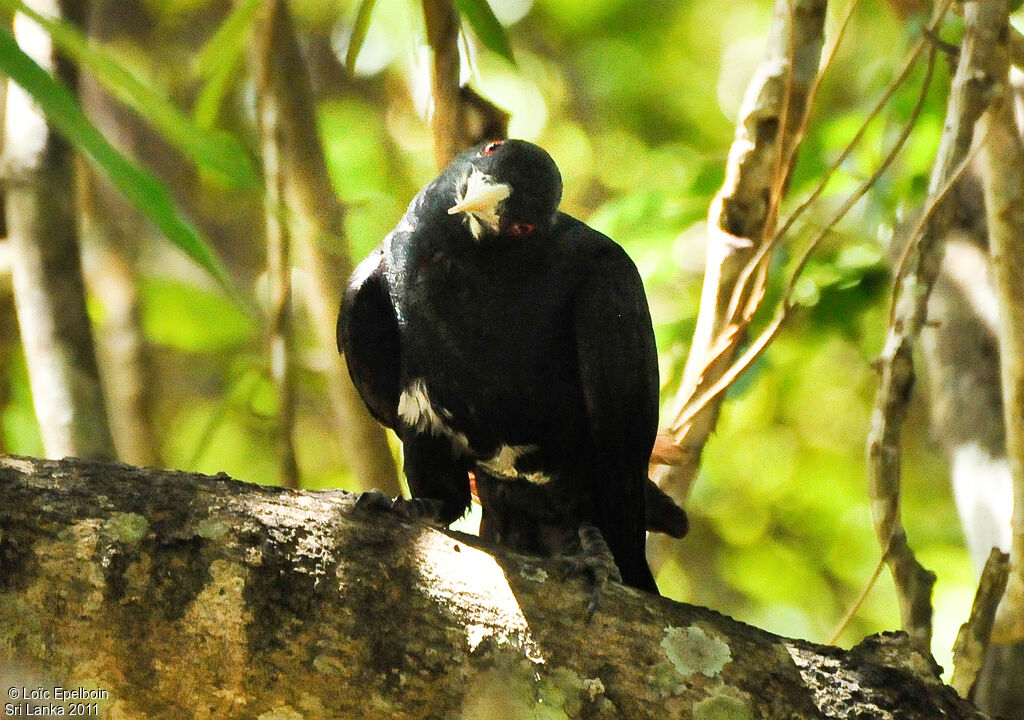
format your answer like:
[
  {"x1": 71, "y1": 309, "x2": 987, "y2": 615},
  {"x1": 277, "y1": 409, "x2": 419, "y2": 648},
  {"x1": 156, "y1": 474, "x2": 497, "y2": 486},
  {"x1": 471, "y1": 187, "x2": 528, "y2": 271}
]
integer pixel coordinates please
[
  {"x1": 561, "y1": 524, "x2": 622, "y2": 619},
  {"x1": 354, "y1": 490, "x2": 448, "y2": 527}
]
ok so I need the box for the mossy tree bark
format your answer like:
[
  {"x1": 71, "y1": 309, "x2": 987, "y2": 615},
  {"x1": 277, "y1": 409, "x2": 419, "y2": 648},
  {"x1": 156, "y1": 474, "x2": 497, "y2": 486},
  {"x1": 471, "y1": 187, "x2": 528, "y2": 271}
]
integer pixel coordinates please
[{"x1": 0, "y1": 455, "x2": 987, "y2": 719}]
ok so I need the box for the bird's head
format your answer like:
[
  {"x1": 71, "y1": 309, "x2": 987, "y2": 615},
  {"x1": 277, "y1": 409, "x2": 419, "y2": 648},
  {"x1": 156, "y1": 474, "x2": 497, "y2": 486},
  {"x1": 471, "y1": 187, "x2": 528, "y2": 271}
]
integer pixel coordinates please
[{"x1": 447, "y1": 139, "x2": 563, "y2": 241}]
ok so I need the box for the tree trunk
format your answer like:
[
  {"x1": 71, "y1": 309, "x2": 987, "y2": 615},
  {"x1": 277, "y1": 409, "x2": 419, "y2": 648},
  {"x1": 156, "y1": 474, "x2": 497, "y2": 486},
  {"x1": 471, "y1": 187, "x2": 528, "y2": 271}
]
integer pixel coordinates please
[
  {"x1": 0, "y1": 455, "x2": 988, "y2": 719},
  {"x1": 248, "y1": 0, "x2": 399, "y2": 494},
  {"x1": 2, "y1": 0, "x2": 116, "y2": 461},
  {"x1": 76, "y1": 0, "x2": 164, "y2": 469}
]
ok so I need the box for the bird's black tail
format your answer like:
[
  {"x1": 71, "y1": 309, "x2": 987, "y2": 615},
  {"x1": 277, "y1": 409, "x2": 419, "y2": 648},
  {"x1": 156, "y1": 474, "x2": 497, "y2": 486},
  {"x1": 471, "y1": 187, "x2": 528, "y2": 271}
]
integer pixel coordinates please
[{"x1": 616, "y1": 544, "x2": 657, "y2": 593}]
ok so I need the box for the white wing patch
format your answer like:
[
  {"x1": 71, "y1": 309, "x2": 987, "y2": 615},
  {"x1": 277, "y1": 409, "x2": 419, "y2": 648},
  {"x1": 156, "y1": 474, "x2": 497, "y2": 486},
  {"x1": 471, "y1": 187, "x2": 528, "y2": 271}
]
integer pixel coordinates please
[
  {"x1": 478, "y1": 444, "x2": 551, "y2": 485},
  {"x1": 399, "y1": 380, "x2": 551, "y2": 484},
  {"x1": 398, "y1": 379, "x2": 469, "y2": 451}
]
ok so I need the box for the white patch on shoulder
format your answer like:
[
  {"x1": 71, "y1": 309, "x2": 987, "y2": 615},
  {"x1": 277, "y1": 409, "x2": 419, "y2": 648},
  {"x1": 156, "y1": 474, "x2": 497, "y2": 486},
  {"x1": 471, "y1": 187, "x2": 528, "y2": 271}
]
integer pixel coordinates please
[
  {"x1": 349, "y1": 250, "x2": 382, "y2": 289},
  {"x1": 394, "y1": 214, "x2": 417, "y2": 234},
  {"x1": 477, "y1": 444, "x2": 551, "y2": 485},
  {"x1": 398, "y1": 379, "x2": 469, "y2": 451}
]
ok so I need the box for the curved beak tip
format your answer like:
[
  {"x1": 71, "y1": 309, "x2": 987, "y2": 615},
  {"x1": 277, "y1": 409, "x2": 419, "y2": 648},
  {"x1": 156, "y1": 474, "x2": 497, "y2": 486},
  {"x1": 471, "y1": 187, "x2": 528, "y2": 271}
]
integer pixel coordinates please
[{"x1": 448, "y1": 179, "x2": 511, "y2": 216}]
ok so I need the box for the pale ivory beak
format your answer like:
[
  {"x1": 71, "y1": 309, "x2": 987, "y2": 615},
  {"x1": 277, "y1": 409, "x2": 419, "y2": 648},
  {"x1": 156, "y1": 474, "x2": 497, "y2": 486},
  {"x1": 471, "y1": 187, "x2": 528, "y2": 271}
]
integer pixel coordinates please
[{"x1": 448, "y1": 170, "x2": 511, "y2": 217}]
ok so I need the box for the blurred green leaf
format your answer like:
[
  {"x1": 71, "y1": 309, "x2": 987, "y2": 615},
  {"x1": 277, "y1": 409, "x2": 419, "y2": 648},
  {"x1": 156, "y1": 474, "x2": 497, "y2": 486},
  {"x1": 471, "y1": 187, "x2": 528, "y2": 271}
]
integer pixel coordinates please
[
  {"x1": 140, "y1": 278, "x2": 257, "y2": 352},
  {"x1": 194, "y1": 0, "x2": 260, "y2": 77},
  {"x1": 453, "y1": 0, "x2": 515, "y2": 65},
  {"x1": 192, "y1": 58, "x2": 238, "y2": 130},
  {"x1": 0, "y1": 0, "x2": 257, "y2": 189},
  {"x1": 192, "y1": 0, "x2": 261, "y2": 127},
  {"x1": 345, "y1": 0, "x2": 378, "y2": 72},
  {"x1": 0, "y1": 29, "x2": 240, "y2": 301}
]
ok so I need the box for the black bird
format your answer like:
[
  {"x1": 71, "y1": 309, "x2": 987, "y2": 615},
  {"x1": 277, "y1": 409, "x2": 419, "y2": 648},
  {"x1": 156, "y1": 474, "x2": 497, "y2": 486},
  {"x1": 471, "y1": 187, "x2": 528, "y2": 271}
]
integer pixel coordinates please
[{"x1": 338, "y1": 139, "x2": 679, "y2": 599}]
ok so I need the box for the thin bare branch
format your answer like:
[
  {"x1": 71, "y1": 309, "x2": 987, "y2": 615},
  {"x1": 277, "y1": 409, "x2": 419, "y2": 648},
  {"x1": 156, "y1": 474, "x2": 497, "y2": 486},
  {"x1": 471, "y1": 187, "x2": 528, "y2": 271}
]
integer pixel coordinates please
[
  {"x1": 653, "y1": 0, "x2": 828, "y2": 500},
  {"x1": 828, "y1": 553, "x2": 888, "y2": 645},
  {"x1": 889, "y1": 130, "x2": 988, "y2": 326},
  {"x1": 422, "y1": 0, "x2": 463, "y2": 168},
  {"x1": 251, "y1": 0, "x2": 400, "y2": 493},
  {"x1": 2, "y1": 0, "x2": 115, "y2": 460},
  {"x1": 866, "y1": 0, "x2": 1009, "y2": 649},
  {"x1": 670, "y1": 40, "x2": 936, "y2": 435},
  {"x1": 421, "y1": 0, "x2": 509, "y2": 169},
  {"x1": 775, "y1": 1, "x2": 945, "y2": 249}
]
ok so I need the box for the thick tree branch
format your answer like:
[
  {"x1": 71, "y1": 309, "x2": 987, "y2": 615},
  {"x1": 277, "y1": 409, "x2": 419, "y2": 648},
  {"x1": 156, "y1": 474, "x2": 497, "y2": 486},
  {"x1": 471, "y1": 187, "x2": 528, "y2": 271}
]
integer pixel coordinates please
[
  {"x1": 0, "y1": 455, "x2": 987, "y2": 719},
  {"x1": 977, "y1": 6, "x2": 1024, "y2": 646}
]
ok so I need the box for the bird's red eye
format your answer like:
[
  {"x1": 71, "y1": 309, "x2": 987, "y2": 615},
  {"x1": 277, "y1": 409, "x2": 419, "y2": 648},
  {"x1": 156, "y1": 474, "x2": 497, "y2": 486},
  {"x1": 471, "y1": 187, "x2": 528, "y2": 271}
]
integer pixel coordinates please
[
  {"x1": 482, "y1": 140, "x2": 505, "y2": 156},
  {"x1": 508, "y1": 222, "x2": 535, "y2": 237}
]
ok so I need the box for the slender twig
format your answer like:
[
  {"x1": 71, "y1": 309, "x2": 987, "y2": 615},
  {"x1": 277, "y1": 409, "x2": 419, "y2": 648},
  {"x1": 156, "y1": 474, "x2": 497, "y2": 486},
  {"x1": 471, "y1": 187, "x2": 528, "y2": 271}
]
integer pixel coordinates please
[
  {"x1": 829, "y1": 552, "x2": 888, "y2": 645},
  {"x1": 888, "y1": 127, "x2": 989, "y2": 325},
  {"x1": 866, "y1": 0, "x2": 1007, "y2": 649},
  {"x1": 250, "y1": 0, "x2": 400, "y2": 493},
  {"x1": 724, "y1": 0, "x2": 949, "y2": 335},
  {"x1": 654, "y1": 0, "x2": 828, "y2": 503},
  {"x1": 730, "y1": 0, "x2": 864, "y2": 325}
]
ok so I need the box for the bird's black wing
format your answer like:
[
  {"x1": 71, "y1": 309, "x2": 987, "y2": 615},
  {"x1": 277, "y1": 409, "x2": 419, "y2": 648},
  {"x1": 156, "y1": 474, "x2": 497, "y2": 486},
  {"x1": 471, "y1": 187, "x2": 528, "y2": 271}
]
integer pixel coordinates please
[
  {"x1": 337, "y1": 247, "x2": 401, "y2": 428},
  {"x1": 572, "y1": 234, "x2": 660, "y2": 592}
]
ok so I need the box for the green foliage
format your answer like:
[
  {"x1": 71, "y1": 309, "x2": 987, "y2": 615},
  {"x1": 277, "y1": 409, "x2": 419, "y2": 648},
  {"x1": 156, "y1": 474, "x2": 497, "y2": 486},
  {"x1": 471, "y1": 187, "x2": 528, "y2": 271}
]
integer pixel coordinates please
[
  {"x1": 192, "y1": 0, "x2": 261, "y2": 128},
  {"x1": 139, "y1": 278, "x2": 257, "y2": 353},
  {"x1": 344, "y1": 0, "x2": 379, "y2": 72},
  {"x1": 0, "y1": 0, "x2": 257, "y2": 190},
  {"x1": 343, "y1": 0, "x2": 515, "y2": 70},
  {"x1": 452, "y1": 0, "x2": 515, "y2": 64},
  {"x1": 0, "y1": 28, "x2": 240, "y2": 303}
]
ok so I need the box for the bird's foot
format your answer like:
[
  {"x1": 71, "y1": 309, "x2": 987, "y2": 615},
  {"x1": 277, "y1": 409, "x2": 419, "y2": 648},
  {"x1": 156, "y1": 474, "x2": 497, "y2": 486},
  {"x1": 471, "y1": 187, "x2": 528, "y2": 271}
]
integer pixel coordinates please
[
  {"x1": 353, "y1": 490, "x2": 448, "y2": 528},
  {"x1": 562, "y1": 523, "x2": 622, "y2": 619}
]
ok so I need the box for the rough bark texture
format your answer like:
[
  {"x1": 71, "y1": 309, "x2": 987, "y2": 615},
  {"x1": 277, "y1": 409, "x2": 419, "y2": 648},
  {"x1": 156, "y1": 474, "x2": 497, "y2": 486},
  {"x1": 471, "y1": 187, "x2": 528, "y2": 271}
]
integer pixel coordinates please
[
  {"x1": 2, "y1": 0, "x2": 116, "y2": 461},
  {"x1": 0, "y1": 455, "x2": 989, "y2": 719}
]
